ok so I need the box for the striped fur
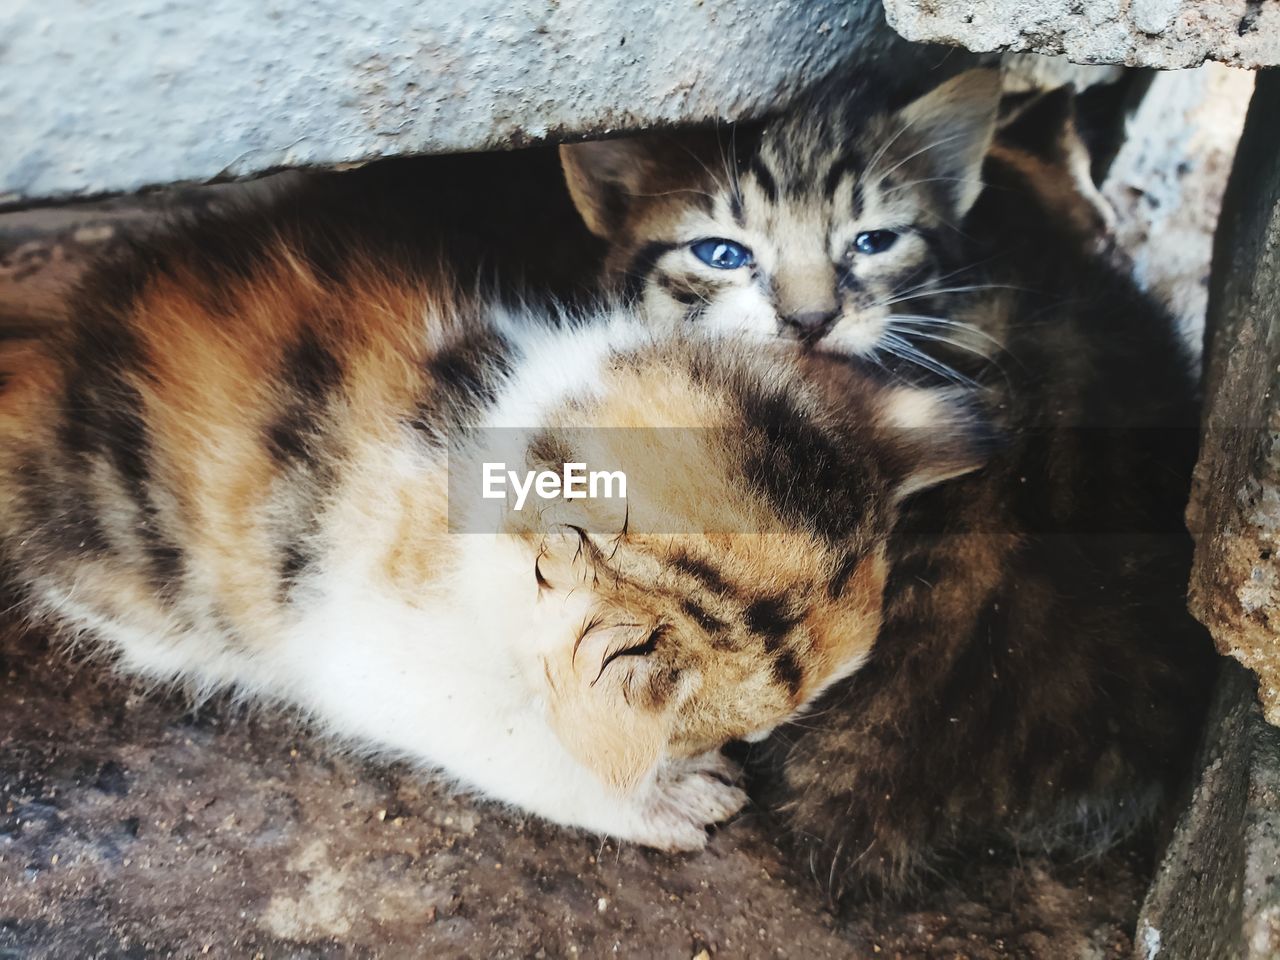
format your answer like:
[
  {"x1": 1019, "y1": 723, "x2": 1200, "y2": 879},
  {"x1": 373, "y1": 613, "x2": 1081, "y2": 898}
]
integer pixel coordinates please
[
  {"x1": 571, "y1": 72, "x2": 1216, "y2": 898},
  {"x1": 0, "y1": 205, "x2": 989, "y2": 851},
  {"x1": 562, "y1": 70, "x2": 1004, "y2": 360},
  {"x1": 760, "y1": 79, "x2": 1214, "y2": 900}
]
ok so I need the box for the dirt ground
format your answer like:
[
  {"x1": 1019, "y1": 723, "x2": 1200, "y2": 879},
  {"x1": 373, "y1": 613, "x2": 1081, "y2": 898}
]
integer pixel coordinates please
[
  {"x1": 0, "y1": 67, "x2": 1253, "y2": 959},
  {"x1": 1, "y1": 627, "x2": 1147, "y2": 959}
]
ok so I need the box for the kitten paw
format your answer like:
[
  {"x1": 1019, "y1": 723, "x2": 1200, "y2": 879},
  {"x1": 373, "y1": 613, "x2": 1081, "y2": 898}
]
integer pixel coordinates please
[{"x1": 628, "y1": 752, "x2": 748, "y2": 852}]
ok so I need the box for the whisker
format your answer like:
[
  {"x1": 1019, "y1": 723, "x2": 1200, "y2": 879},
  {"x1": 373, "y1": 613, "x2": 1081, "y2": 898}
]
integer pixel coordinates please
[
  {"x1": 870, "y1": 131, "x2": 968, "y2": 185},
  {"x1": 865, "y1": 115, "x2": 919, "y2": 179},
  {"x1": 879, "y1": 332, "x2": 979, "y2": 387},
  {"x1": 886, "y1": 314, "x2": 1007, "y2": 351},
  {"x1": 672, "y1": 136, "x2": 733, "y2": 198},
  {"x1": 881, "y1": 176, "x2": 988, "y2": 196},
  {"x1": 717, "y1": 121, "x2": 745, "y2": 217},
  {"x1": 886, "y1": 324, "x2": 997, "y2": 361},
  {"x1": 864, "y1": 347, "x2": 890, "y2": 377},
  {"x1": 870, "y1": 260, "x2": 994, "y2": 304},
  {"x1": 885, "y1": 283, "x2": 1029, "y2": 305},
  {"x1": 620, "y1": 187, "x2": 719, "y2": 202},
  {"x1": 889, "y1": 322, "x2": 1018, "y2": 385},
  {"x1": 828, "y1": 837, "x2": 847, "y2": 894}
]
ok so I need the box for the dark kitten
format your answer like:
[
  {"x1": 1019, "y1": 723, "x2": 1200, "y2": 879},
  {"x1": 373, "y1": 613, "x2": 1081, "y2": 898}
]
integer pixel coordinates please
[{"x1": 745, "y1": 84, "x2": 1217, "y2": 900}]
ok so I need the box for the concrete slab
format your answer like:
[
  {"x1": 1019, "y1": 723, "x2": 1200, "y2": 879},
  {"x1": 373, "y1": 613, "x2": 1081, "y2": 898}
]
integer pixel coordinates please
[
  {"x1": 0, "y1": 0, "x2": 934, "y2": 206},
  {"x1": 882, "y1": 0, "x2": 1280, "y2": 69}
]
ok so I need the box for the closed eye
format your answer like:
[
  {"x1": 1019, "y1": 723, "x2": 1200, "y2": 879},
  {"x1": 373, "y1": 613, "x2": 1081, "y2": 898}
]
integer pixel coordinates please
[
  {"x1": 594, "y1": 624, "x2": 667, "y2": 684},
  {"x1": 690, "y1": 238, "x2": 753, "y2": 270}
]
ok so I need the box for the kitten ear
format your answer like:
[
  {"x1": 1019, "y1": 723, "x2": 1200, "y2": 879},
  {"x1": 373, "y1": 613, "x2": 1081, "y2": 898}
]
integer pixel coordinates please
[
  {"x1": 893, "y1": 68, "x2": 1002, "y2": 218},
  {"x1": 875, "y1": 385, "x2": 997, "y2": 501},
  {"x1": 996, "y1": 85, "x2": 1117, "y2": 241},
  {"x1": 998, "y1": 85, "x2": 1078, "y2": 161},
  {"x1": 560, "y1": 138, "x2": 659, "y2": 237}
]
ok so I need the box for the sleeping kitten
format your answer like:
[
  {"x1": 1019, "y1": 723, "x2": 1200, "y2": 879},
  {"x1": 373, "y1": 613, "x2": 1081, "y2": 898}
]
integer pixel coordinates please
[
  {"x1": 0, "y1": 201, "x2": 990, "y2": 851},
  {"x1": 567, "y1": 74, "x2": 1215, "y2": 896}
]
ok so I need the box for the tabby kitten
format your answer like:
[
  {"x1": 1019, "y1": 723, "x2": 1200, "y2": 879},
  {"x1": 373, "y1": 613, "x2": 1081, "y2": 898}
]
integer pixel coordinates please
[
  {"x1": 0, "y1": 196, "x2": 990, "y2": 850},
  {"x1": 568, "y1": 73, "x2": 1215, "y2": 896},
  {"x1": 561, "y1": 69, "x2": 1112, "y2": 362}
]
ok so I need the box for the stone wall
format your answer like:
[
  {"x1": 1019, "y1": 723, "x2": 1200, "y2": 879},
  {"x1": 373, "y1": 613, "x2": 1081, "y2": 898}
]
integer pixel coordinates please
[
  {"x1": 1137, "y1": 663, "x2": 1280, "y2": 960},
  {"x1": 1100, "y1": 65, "x2": 1253, "y2": 352},
  {"x1": 1188, "y1": 70, "x2": 1280, "y2": 724},
  {"x1": 1132, "y1": 67, "x2": 1280, "y2": 960}
]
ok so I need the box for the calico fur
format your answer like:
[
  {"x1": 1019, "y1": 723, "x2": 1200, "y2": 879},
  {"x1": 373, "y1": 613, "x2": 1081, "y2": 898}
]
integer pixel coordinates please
[{"x1": 0, "y1": 201, "x2": 989, "y2": 851}]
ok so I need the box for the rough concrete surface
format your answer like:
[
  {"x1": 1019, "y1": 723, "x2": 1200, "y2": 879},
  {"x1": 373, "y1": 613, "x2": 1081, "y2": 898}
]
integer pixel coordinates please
[
  {"x1": 883, "y1": 0, "x2": 1280, "y2": 69},
  {"x1": 0, "y1": 627, "x2": 1148, "y2": 958},
  {"x1": 0, "y1": 0, "x2": 945, "y2": 206},
  {"x1": 1101, "y1": 65, "x2": 1254, "y2": 351},
  {"x1": 1136, "y1": 663, "x2": 1280, "y2": 960},
  {"x1": 1188, "y1": 70, "x2": 1280, "y2": 725}
]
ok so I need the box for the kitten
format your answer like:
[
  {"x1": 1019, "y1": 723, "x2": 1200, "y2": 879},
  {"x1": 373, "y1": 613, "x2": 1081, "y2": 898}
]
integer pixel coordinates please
[
  {"x1": 561, "y1": 69, "x2": 1110, "y2": 362},
  {"x1": 0, "y1": 199, "x2": 989, "y2": 851},
  {"x1": 567, "y1": 74, "x2": 1215, "y2": 896}
]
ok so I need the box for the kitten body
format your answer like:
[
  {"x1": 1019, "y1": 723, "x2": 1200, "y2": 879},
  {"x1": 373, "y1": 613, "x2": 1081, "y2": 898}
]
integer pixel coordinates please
[
  {"x1": 0, "y1": 204, "x2": 986, "y2": 849},
  {"x1": 566, "y1": 74, "x2": 1215, "y2": 895}
]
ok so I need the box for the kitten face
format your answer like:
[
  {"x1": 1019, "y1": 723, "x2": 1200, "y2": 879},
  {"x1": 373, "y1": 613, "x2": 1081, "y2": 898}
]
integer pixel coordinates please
[
  {"x1": 535, "y1": 527, "x2": 886, "y2": 781},
  {"x1": 495, "y1": 343, "x2": 990, "y2": 791},
  {"x1": 561, "y1": 70, "x2": 1003, "y2": 359}
]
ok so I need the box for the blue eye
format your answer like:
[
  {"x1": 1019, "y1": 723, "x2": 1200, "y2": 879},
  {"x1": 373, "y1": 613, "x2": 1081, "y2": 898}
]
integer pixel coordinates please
[
  {"x1": 853, "y1": 230, "x2": 899, "y2": 255},
  {"x1": 690, "y1": 238, "x2": 753, "y2": 270}
]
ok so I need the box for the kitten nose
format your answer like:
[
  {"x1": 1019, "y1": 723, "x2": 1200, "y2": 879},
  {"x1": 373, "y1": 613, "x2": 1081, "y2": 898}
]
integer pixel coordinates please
[{"x1": 781, "y1": 309, "x2": 839, "y2": 340}]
